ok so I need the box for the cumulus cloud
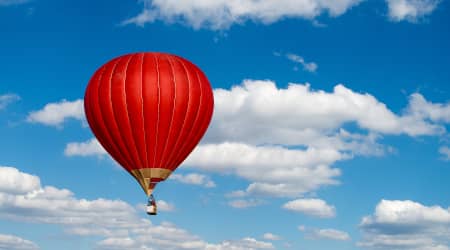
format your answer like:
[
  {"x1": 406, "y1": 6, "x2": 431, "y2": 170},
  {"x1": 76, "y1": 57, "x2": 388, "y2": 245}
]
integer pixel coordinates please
[
  {"x1": 0, "y1": 166, "x2": 41, "y2": 195},
  {"x1": 262, "y1": 233, "x2": 281, "y2": 241},
  {"x1": 386, "y1": 0, "x2": 440, "y2": 22},
  {"x1": 0, "y1": 234, "x2": 39, "y2": 250},
  {"x1": 186, "y1": 142, "x2": 342, "y2": 197},
  {"x1": 208, "y1": 80, "x2": 444, "y2": 144},
  {"x1": 170, "y1": 173, "x2": 216, "y2": 188},
  {"x1": 189, "y1": 80, "x2": 449, "y2": 197},
  {"x1": 0, "y1": 166, "x2": 273, "y2": 250},
  {"x1": 97, "y1": 230, "x2": 274, "y2": 250},
  {"x1": 282, "y1": 198, "x2": 336, "y2": 218},
  {"x1": 407, "y1": 93, "x2": 450, "y2": 123},
  {"x1": 27, "y1": 99, "x2": 84, "y2": 127},
  {"x1": 0, "y1": 94, "x2": 20, "y2": 110},
  {"x1": 0, "y1": 166, "x2": 155, "y2": 238},
  {"x1": 286, "y1": 53, "x2": 318, "y2": 72},
  {"x1": 358, "y1": 199, "x2": 450, "y2": 250},
  {"x1": 122, "y1": 0, "x2": 362, "y2": 30},
  {"x1": 96, "y1": 224, "x2": 274, "y2": 250},
  {"x1": 64, "y1": 138, "x2": 106, "y2": 157},
  {"x1": 299, "y1": 226, "x2": 350, "y2": 241}
]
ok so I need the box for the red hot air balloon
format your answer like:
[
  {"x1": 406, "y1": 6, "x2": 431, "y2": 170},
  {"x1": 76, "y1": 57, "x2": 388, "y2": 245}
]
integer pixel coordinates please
[{"x1": 84, "y1": 52, "x2": 214, "y2": 215}]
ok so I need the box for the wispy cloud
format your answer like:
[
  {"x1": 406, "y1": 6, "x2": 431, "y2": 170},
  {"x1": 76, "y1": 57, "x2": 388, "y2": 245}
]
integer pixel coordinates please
[
  {"x1": 0, "y1": 93, "x2": 20, "y2": 110},
  {"x1": 0, "y1": 234, "x2": 39, "y2": 250},
  {"x1": 228, "y1": 199, "x2": 265, "y2": 209},
  {"x1": 386, "y1": 0, "x2": 440, "y2": 22},
  {"x1": 0, "y1": 0, "x2": 30, "y2": 6},
  {"x1": 299, "y1": 226, "x2": 350, "y2": 241},
  {"x1": 439, "y1": 146, "x2": 450, "y2": 161},
  {"x1": 262, "y1": 233, "x2": 282, "y2": 241},
  {"x1": 286, "y1": 53, "x2": 318, "y2": 73},
  {"x1": 156, "y1": 200, "x2": 176, "y2": 212},
  {"x1": 170, "y1": 173, "x2": 216, "y2": 188}
]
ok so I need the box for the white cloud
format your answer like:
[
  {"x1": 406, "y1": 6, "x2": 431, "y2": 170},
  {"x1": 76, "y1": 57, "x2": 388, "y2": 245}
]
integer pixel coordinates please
[
  {"x1": 170, "y1": 173, "x2": 216, "y2": 188},
  {"x1": 64, "y1": 138, "x2": 106, "y2": 157},
  {"x1": 298, "y1": 225, "x2": 350, "y2": 241},
  {"x1": 0, "y1": 0, "x2": 29, "y2": 6},
  {"x1": 439, "y1": 146, "x2": 450, "y2": 161},
  {"x1": 358, "y1": 199, "x2": 450, "y2": 249},
  {"x1": 185, "y1": 80, "x2": 449, "y2": 198},
  {"x1": 156, "y1": 200, "x2": 176, "y2": 212},
  {"x1": 262, "y1": 233, "x2": 281, "y2": 241},
  {"x1": 0, "y1": 234, "x2": 39, "y2": 250},
  {"x1": 185, "y1": 142, "x2": 342, "y2": 197},
  {"x1": 208, "y1": 80, "x2": 444, "y2": 145},
  {"x1": 0, "y1": 166, "x2": 149, "y2": 238},
  {"x1": 0, "y1": 94, "x2": 20, "y2": 110},
  {"x1": 312, "y1": 228, "x2": 350, "y2": 241},
  {"x1": 282, "y1": 198, "x2": 336, "y2": 218},
  {"x1": 386, "y1": 0, "x2": 440, "y2": 22},
  {"x1": 0, "y1": 166, "x2": 41, "y2": 195},
  {"x1": 228, "y1": 199, "x2": 265, "y2": 209},
  {"x1": 407, "y1": 93, "x2": 450, "y2": 123},
  {"x1": 299, "y1": 226, "x2": 350, "y2": 241},
  {"x1": 98, "y1": 234, "x2": 274, "y2": 250},
  {"x1": 27, "y1": 99, "x2": 84, "y2": 127},
  {"x1": 362, "y1": 200, "x2": 450, "y2": 225},
  {"x1": 286, "y1": 53, "x2": 318, "y2": 72},
  {"x1": 207, "y1": 237, "x2": 274, "y2": 249},
  {"x1": 122, "y1": 0, "x2": 362, "y2": 30},
  {"x1": 0, "y1": 166, "x2": 273, "y2": 250}
]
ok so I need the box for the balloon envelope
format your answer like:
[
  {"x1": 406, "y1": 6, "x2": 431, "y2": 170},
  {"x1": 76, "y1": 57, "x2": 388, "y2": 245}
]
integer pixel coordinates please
[{"x1": 84, "y1": 52, "x2": 214, "y2": 195}]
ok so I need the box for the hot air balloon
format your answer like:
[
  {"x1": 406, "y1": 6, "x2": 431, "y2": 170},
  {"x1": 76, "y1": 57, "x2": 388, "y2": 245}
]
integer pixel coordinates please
[{"x1": 84, "y1": 52, "x2": 214, "y2": 215}]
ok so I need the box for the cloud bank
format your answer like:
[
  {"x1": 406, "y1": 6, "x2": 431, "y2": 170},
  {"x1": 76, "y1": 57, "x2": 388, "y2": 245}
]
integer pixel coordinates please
[
  {"x1": 0, "y1": 166, "x2": 273, "y2": 250},
  {"x1": 359, "y1": 199, "x2": 450, "y2": 250},
  {"x1": 122, "y1": 0, "x2": 363, "y2": 30}
]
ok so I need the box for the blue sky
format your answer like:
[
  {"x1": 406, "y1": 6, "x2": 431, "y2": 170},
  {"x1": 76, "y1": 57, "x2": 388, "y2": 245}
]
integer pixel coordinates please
[{"x1": 1, "y1": 0, "x2": 450, "y2": 249}]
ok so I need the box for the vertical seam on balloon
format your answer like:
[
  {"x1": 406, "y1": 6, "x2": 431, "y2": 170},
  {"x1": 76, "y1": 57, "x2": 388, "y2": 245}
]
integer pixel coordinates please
[
  {"x1": 109, "y1": 55, "x2": 136, "y2": 169},
  {"x1": 95, "y1": 59, "x2": 133, "y2": 169},
  {"x1": 159, "y1": 54, "x2": 177, "y2": 169},
  {"x1": 196, "y1": 71, "x2": 214, "y2": 140},
  {"x1": 140, "y1": 53, "x2": 149, "y2": 169},
  {"x1": 165, "y1": 56, "x2": 191, "y2": 168},
  {"x1": 174, "y1": 70, "x2": 212, "y2": 168},
  {"x1": 197, "y1": 72, "x2": 214, "y2": 141},
  {"x1": 152, "y1": 53, "x2": 160, "y2": 168},
  {"x1": 123, "y1": 53, "x2": 143, "y2": 168},
  {"x1": 86, "y1": 68, "x2": 111, "y2": 159},
  {"x1": 173, "y1": 64, "x2": 203, "y2": 167}
]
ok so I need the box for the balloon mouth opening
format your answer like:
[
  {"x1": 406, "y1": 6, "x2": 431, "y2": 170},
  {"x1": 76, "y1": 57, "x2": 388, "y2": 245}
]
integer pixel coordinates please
[{"x1": 129, "y1": 168, "x2": 173, "y2": 196}]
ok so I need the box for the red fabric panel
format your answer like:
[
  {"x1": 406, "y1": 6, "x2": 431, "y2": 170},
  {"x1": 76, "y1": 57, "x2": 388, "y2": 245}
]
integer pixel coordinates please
[
  {"x1": 84, "y1": 52, "x2": 214, "y2": 176},
  {"x1": 141, "y1": 53, "x2": 160, "y2": 169}
]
